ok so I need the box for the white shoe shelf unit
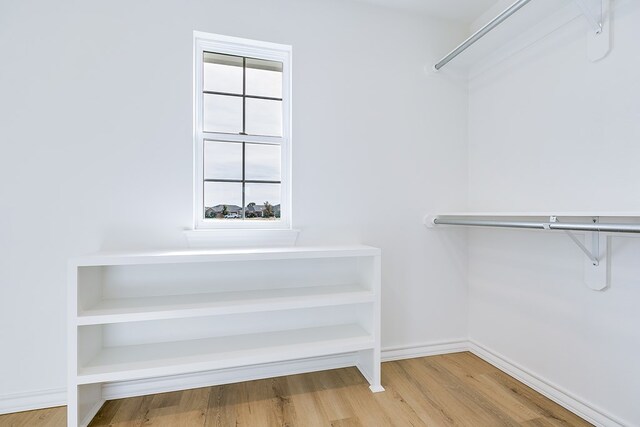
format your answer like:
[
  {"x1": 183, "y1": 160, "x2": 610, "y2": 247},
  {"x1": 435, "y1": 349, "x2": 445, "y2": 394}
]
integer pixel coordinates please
[{"x1": 67, "y1": 245, "x2": 383, "y2": 427}]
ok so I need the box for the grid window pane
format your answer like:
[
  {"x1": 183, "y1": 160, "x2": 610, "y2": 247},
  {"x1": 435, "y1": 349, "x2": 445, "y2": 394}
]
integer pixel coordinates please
[
  {"x1": 245, "y1": 183, "x2": 281, "y2": 219},
  {"x1": 204, "y1": 141, "x2": 243, "y2": 180},
  {"x1": 204, "y1": 182, "x2": 243, "y2": 219},
  {"x1": 245, "y1": 98, "x2": 282, "y2": 136},
  {"x1": 246, "y1": 58, "x2": 283, "y2": 98},
  {"x1": 203, "y1": 94, "x2": 242, "y2": 134},
  {"x1": 245, "y1": 143, "x2": 280, "y2": 181},
  {"x1": 198, "y1": 48, "x2": 287, "y2": 223},
  {"x1": 203, "y1": 52, "x2": 243, "y2": 94}
]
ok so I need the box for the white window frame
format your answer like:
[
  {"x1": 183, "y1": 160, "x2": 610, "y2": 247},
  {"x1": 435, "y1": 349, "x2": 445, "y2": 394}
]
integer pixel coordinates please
[{"x1": 193, "y1": 31, "x2": 292, "y2": 230}]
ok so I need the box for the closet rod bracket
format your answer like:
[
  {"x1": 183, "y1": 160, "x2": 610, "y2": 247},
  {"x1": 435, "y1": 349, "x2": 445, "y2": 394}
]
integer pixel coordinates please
[
  {"x1": 576, "y1": 0, "x2": 611, "y2": 62},
  {"x1": 574, "y1": 0, "x2": 603, "y2": 34},
  {"x1": 575, "y1": 0, "x2": 603, "y2": 34},
  {"x1": 554, "y1": 216, "x2": 609, "y2": 290},
  {"x1": 555, "y1": 216, "x2": 599, "y2": 266}
]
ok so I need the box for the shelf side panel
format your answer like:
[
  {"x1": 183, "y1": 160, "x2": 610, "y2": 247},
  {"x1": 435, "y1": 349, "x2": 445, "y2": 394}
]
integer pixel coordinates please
[
  {"x1": 75, "y1": 383, "x2": 103, "y2": 427},
  {"x1": 77, "y1": 267, "x2": 103, "y2": 315}
]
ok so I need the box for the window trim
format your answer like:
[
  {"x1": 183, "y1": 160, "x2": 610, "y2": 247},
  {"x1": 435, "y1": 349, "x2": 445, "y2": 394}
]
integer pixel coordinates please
[{"x1": 193, "y1": 31, "x2": 292, "y2": 230}]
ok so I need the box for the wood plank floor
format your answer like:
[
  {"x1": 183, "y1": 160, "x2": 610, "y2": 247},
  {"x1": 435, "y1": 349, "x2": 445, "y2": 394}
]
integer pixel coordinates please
[{"x1": 0, "y1": 352, "x2": 592, "y2": 427}]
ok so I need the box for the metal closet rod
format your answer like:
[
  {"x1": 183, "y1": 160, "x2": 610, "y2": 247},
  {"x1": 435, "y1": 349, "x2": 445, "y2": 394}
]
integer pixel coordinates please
[
  {"x1": 433, "y1": 217, "x2": 640, "y2": 234},
  {"x1": 434, "y1": 0, "x2": 533, "y2": 71}
]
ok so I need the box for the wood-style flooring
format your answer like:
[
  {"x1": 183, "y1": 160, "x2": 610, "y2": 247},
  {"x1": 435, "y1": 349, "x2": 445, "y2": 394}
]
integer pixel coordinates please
[{"x1": 0, "y1": 352, "x2": 592, "y2": 426}]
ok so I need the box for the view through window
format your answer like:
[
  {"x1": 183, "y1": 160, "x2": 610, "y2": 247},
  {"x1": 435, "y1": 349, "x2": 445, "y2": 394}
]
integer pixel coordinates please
[{"x1": 203, "y1": 53, "x2": 282, "y2": 220}]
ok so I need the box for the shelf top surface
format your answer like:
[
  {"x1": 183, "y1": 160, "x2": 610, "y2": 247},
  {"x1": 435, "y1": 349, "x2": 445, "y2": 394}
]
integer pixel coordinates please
[{"x1": 70, "y1": 244, "x2": 381, "y2": 267}]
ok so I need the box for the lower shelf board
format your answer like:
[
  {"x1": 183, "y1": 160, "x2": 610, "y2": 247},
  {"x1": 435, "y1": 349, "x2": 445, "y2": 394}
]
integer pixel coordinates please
[{"x1": 76, "y1": 324, "x2": 374, "y2": 385}]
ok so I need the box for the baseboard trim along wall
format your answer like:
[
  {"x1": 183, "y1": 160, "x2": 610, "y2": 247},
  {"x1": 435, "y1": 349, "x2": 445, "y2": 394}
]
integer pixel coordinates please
[
  {"x1": 0, "y1": 340, "x2": 630, "y2": 427},
  {"x1": 0, "y1": 388, "x2": 66, "y2": 416},
  {"x1": 381, "y1": 339, "x2": 468, "y2": 362},
  {"x1": 468, "y1": 340, "x2": 629, "y2": 427}
]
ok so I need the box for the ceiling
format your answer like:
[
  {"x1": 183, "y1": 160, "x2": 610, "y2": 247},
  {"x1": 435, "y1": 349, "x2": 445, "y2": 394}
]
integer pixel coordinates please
[{"x1": 352, "y1": 0, "x2": 499, "y2": 23}]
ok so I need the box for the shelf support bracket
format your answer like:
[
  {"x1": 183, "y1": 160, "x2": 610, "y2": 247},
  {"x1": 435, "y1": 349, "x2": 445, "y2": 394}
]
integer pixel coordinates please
[
  {"x1": 574, "y1": 0, "x2": 603, "y2": 34},
  {"x1": 574, "y1": 0, "x2": 610, "y2": 62},
  {"x1": 552, "y1": 216, "x2": 609, "y2": 291},
  {"x1": 551, "y1": 216, "x2": 598, "y2": 265},
  {"x1": 564, "y1": 230, "x2": 599, "y2": 265}
]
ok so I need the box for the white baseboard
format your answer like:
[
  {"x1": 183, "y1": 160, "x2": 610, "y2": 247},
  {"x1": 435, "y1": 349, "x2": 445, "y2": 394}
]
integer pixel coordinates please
[
  {"x1": 381, "y1": 339, "x2": 468, "y2": 362},
  {"x1": 0, "y1": 388, "x2": 66, "y2": 415},
  {"x1": 103, "y1": 352, "x2": 358, "y2": 400},
  {"x1": 468, "y1": 340, "x2": 629, "y2": 427}
]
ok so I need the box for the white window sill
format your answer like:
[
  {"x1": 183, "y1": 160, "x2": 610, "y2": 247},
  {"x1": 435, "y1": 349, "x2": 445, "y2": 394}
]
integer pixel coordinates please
[{"x1": 184, "y1": 229, "x2": 300, "y2": 249}]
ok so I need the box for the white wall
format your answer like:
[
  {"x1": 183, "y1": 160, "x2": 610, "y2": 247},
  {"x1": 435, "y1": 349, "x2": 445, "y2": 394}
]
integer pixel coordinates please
[
  {"x1": 0, "y1": 0, "x2": 469, "y2": 404},
  {"x1": 467, "y1": 1, "x2": 640, "y2": 425}
]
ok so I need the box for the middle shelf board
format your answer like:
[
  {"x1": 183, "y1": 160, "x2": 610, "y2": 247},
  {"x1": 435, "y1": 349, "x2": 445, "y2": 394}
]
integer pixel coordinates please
[
  {"x1": 76, "y1": 324, "x2": 374, "y2": 385},
  {"x1": 77, "y1": 284, "x2": 374, "y2": 325}
]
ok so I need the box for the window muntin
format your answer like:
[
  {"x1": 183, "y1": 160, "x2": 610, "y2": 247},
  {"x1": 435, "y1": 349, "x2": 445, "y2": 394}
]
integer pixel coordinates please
[{"x1": 194, "y1": 34, "x2": 291, "y2": 229}]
